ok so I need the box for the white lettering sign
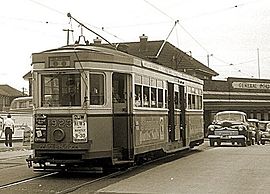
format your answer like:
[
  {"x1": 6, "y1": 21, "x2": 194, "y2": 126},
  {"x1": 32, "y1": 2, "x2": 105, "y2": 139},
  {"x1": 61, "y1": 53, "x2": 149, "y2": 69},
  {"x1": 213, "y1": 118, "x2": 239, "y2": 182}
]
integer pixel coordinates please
[
  {"x1": 232, "y1": 82, "x2": 270, "y2": 90},
  {"x1": 72, "y1": 114, "x2": 87, "y2": 143}
]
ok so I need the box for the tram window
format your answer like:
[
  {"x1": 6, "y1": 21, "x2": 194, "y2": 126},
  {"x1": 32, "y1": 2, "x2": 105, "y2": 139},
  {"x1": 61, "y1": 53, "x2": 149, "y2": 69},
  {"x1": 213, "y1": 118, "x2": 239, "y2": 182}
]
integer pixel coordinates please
[
  {"x1": 90, "y1": 74, "x2": 104, "y2": 105},
  {"x1": 188, "y1": 94, "x2": 191, "y2": 109},
  {"x1": 143, "y1": 86, "x2": 150, "y2": 107},
  {"x1": 158, "y1": 89, "x2": 163, "y2": 108},
  {"x1": 41, "y1": 74, "x2": 81, "y2": 107},
  {"x1": 175, "y1": 91, "x2": 180, "y2": 109},
  {"x1": 135, "y1": 85, "x2": 142, "y2": 107},
  {"x1": 112, "y1": 73, "x2": 126, "y2": 103},
  {"x1": 191, "y1": 94, "x2": 196, "y2": 109},
  {"x1": 151, "y1": 88, "x2": 157, "y2": 108},
  {"x1": 188, "y1": 94, "x2": 196, "y2": 109},
  {"x1": 198, "y1": 96, "x2": 202, "y2": 109},
  {"x1": 165, "y1": 90, "x2": 168, "y2": 108}
]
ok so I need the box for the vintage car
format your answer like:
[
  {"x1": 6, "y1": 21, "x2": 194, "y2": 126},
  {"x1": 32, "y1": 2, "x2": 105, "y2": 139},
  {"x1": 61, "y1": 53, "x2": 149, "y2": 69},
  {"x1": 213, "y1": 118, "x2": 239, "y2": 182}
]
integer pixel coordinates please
[
  {"x1": 247, "y1": 119, "x2": 261, "y2": 145},
  {"x1": 258, "y1": 121, "x2": 270, "y2": 145},
  {"x1": 208, "y1": 111, "x2": 252, "y2": 146}
]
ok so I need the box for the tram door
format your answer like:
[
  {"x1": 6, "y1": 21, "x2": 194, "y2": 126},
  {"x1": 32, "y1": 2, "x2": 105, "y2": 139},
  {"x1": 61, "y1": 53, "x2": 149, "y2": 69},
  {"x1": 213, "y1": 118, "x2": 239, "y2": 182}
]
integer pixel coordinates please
[
  {"x1": 112, "y1": 73, "x2": 133, "y2": 161},
  {"x1": 168, "y1": 83, "x2": 186, "y2": 145},
  {"x1": 179, "y1": 85, "x2": 186, "y2": 146},
  {"x1": 168, "y1": 83, "x2": 175, "y2": 142}
]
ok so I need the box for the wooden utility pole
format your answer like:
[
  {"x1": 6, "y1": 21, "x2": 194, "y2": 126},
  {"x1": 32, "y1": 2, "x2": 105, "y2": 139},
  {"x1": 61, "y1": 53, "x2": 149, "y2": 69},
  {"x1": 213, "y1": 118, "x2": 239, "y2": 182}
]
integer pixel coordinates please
[{"x1": 257, "y1": 48, "x2": 260, "y2": 79}]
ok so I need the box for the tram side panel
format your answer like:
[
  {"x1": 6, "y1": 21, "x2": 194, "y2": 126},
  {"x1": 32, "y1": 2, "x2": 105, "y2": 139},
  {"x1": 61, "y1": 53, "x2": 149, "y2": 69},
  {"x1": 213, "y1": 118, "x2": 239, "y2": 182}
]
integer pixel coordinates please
[
  {"x1": 186, "y1": 111, "x2": 204, "y2": 147},
  {"x1": 133, "y1": 113, "x2": 168, "y2": 154}
]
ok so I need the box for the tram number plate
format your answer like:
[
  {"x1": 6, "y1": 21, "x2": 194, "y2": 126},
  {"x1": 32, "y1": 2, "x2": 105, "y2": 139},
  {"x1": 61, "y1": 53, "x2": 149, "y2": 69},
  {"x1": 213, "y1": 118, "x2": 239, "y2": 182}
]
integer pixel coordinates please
[{"x1": 32, "y1": 143, "x2": 89, "y2": 150}]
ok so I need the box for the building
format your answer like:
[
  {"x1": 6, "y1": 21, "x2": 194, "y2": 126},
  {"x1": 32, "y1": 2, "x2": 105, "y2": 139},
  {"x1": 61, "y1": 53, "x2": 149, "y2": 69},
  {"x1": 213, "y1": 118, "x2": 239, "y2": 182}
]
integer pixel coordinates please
[
  {"x1": 204, "y1": 77, "x2": 270, "y2": 128},
  {"x1": 99, "y1": 34, "x2": 218, "y2": 80},
  {"x1": 0, "y1": 85, "x2": 24, "y2": 112},
  {"x1": 23, "y1": 71, "x2": 32, "y2": 96}
]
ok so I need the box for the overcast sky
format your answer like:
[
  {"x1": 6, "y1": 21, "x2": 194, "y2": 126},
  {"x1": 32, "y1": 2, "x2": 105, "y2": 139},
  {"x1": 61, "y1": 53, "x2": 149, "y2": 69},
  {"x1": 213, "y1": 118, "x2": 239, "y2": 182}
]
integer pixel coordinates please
[{"x1": 0, "y1": 0, "x2": 269, "y2": 92}]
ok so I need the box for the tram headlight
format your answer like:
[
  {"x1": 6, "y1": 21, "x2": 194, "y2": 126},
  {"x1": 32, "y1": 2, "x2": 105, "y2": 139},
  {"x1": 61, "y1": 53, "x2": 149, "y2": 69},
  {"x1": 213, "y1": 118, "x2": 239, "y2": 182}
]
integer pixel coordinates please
[{"x1": 208, "y1": 126, "x2": 215, "y2": 132}]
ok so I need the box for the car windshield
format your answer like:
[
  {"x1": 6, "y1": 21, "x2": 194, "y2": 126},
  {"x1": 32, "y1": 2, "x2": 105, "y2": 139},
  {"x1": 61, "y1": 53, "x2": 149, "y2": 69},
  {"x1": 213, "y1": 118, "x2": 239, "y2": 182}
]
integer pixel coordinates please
[{"x1": 215, "y1": 113, "x2": 244, "y2": 122}]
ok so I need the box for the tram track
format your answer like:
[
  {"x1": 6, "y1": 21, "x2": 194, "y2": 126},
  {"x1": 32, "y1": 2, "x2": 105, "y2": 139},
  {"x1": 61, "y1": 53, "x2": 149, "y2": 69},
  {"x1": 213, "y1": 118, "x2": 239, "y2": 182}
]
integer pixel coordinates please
[
  {"x1": 56, "y1": 148, "x2": 197, "y2": 194},
  {"x1": 0, "y1": 172, "x2": 58, "y2": 190},
  {"x1": 0, "y1": 146, "x2": 205, "y2": 194}
]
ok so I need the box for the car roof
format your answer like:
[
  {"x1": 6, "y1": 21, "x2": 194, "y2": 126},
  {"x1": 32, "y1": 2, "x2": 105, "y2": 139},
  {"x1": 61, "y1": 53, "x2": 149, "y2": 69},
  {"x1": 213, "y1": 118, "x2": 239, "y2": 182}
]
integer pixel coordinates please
[
  {"x1": 259, "y1": 121, "x2": 270, "y2": 124},
  {"x1": 216, "y1": 111, "x2": 246, "y2": 115}
]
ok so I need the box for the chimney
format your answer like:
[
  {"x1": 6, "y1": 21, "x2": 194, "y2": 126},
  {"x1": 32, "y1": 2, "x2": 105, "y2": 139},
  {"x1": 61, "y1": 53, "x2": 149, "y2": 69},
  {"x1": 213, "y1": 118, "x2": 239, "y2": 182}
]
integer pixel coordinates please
[
  {"x1": 139, "y1": 34, "x2": 148, "y2": 52},
  {"x1": 93, "y1": 37, "x2": 102, "y2": 45}
]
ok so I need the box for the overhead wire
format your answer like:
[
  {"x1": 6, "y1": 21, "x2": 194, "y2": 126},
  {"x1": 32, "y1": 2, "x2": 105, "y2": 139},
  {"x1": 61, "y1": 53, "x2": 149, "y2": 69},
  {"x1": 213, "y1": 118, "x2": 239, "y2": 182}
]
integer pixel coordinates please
[
  {"x1": 27, "y1": 0, "x2": 124, "y2": 44},
  {"x1": 142, "y1": 0, "x2": 266, "y2": 78},
  {"x1": 28, "y1": 0, "x2": 66, "y2": 16},
  {"x1": 143, "y1": 0, "x2": 210, "y2": 54}
]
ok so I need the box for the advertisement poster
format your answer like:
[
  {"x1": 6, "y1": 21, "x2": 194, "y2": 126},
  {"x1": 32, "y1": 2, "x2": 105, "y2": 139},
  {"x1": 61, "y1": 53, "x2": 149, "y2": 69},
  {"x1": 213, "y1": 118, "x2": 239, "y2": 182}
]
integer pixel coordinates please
[{"x1": 35, "y1": 114, "x2": 47, "y2": 142}]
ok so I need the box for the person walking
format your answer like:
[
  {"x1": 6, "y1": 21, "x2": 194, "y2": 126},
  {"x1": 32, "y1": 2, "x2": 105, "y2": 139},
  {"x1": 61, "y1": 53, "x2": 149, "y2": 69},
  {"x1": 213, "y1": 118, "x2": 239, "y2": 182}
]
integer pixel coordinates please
[
  {"x1": 0, "y1": 116, "x2": 3, "y2": 138},
  {"x1": 3, "y1": 114, "x2": 15, "y2": 147}
]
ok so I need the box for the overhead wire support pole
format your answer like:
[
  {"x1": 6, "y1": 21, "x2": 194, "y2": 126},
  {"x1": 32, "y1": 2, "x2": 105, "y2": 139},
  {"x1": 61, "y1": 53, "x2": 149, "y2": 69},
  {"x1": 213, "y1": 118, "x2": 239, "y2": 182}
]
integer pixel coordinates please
[
  {"x1": 257, "y1": 48, "x2": 260, "y2": 79},
  {"x1": 155, "y1": 20, "x2": 179, "y2": 58},
  {"x1": 63, "y1": 29, "x2": 74, "y2": 45},
  {"x1": 67, "y1": 13, "x2": 115, "y2": 49}
]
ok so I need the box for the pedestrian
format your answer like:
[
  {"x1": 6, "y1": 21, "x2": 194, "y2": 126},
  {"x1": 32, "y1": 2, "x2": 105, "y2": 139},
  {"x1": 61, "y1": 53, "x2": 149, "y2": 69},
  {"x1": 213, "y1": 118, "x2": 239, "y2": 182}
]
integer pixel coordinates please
[
  {"x1": 0, "y1": 116, "x2": 3, "y2": 138},
  {"x1": 3, "y1": 114, "x2": 15, "y2": 147}
]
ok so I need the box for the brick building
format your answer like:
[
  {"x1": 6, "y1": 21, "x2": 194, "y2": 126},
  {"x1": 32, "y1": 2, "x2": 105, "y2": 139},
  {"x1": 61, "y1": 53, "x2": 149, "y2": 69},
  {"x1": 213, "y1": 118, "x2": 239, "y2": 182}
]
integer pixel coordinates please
[{"x1": 204, "y1": 77, "x2": 270, "y2": 128}]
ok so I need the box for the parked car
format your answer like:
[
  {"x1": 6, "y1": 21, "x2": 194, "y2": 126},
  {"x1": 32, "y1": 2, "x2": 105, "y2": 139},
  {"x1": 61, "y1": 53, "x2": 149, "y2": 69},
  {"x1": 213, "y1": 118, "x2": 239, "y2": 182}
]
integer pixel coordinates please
[
  {"x1": 208, "y1": 111, "x2": 252, "y2": 147},
  {"x1": 247, "y1": 119, "x2": 261, "y2": 145},
  {"x1": 258, "y1": 121, "x2": 270, "y2": 145}
]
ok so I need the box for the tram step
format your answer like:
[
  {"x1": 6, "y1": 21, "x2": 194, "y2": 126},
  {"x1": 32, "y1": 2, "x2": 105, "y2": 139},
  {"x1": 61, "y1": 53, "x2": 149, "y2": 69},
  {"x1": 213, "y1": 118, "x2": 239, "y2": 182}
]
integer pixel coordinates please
[
  {"x1": 113, "y1": 147, "x2": 124, "y2": 161},
  {"x1": 113, "y1": 159, "x2": 134, "y2": 165}
]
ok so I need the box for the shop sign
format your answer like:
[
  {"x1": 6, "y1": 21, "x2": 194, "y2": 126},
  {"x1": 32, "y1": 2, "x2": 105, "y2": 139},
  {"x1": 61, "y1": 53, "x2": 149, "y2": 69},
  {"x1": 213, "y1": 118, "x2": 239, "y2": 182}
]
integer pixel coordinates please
[{"x1": 232, "y1": 82, "x2": 270, "y2": 90}]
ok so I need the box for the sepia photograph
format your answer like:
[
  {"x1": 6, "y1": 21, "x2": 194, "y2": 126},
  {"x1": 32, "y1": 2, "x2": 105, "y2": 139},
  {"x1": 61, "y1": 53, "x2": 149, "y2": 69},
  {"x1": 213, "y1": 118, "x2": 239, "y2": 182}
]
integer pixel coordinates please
[{"x1": 0, "y1": 0, "x2": 270, "y2": 193}]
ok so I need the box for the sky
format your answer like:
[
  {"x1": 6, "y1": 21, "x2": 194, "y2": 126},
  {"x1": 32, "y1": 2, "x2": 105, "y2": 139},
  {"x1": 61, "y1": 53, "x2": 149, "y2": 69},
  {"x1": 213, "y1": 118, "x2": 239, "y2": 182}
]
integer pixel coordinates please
[{"x1": 0, "y1": 0, "x2": 270, "y2": 92}]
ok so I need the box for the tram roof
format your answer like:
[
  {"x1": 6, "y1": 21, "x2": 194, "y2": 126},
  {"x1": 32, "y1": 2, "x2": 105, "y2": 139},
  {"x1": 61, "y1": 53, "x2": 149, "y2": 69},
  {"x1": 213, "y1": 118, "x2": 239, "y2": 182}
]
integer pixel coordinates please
[
  {"x1": 33, "y1": 44, "x2": 139, "y2": 65},
  {"x1": 32, "y1": 44, "x2": 203, "y2": 84}
]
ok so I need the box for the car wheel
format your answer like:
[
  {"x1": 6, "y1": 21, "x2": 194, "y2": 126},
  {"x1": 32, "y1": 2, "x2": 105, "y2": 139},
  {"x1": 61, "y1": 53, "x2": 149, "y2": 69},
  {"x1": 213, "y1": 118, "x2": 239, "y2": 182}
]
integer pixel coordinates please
[
  {"x1": 209, "y1": 139, "x2": 214, "y2": 147},
  {"x1": 241, "y1": 140, "x2": 247, "y2": 147},
  {"x1": 261, "y1": 141, "x2": 265, "y2": 145}
]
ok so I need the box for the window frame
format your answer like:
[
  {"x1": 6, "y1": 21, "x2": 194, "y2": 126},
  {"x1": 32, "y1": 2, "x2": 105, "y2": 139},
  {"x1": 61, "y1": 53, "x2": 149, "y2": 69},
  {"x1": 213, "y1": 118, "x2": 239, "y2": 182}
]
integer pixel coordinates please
[{"x1": 89, "y1": 72, "x2": 106, "y2": 106}]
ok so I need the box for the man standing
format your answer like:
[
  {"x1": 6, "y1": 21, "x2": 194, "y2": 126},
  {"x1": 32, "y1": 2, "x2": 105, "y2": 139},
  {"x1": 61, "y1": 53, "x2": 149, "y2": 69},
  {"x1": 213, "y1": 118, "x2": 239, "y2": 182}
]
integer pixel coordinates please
[{"x1": 3, "y1": 114, "x2": 15, "y2": 147}]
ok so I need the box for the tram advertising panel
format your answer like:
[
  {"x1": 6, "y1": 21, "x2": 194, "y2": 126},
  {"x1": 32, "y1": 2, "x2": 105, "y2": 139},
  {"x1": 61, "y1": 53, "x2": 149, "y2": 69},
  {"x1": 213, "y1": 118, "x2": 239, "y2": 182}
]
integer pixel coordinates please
[{"x1": 34, "y1": 114, "x2": 47, "y2": 142}]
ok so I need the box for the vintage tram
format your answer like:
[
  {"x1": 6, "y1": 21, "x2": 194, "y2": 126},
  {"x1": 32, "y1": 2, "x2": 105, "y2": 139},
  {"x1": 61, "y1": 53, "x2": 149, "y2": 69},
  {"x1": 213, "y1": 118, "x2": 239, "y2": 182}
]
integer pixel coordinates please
[{"x1": 26, "y1": 42, "x2": 204, "y2": 171}]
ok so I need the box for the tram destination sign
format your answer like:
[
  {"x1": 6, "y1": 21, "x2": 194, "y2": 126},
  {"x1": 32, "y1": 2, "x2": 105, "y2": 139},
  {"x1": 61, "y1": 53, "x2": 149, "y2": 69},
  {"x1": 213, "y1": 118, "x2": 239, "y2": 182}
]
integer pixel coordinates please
[
  {"x1": 232, "y1": 81, "x2": 270, "y2": 90},
  {"x1": 48, "y1": 56, "x2": 72, "y2": 68},
  {"x1": 72, "y1": 114, "x2": 87, "y2": 143}
]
